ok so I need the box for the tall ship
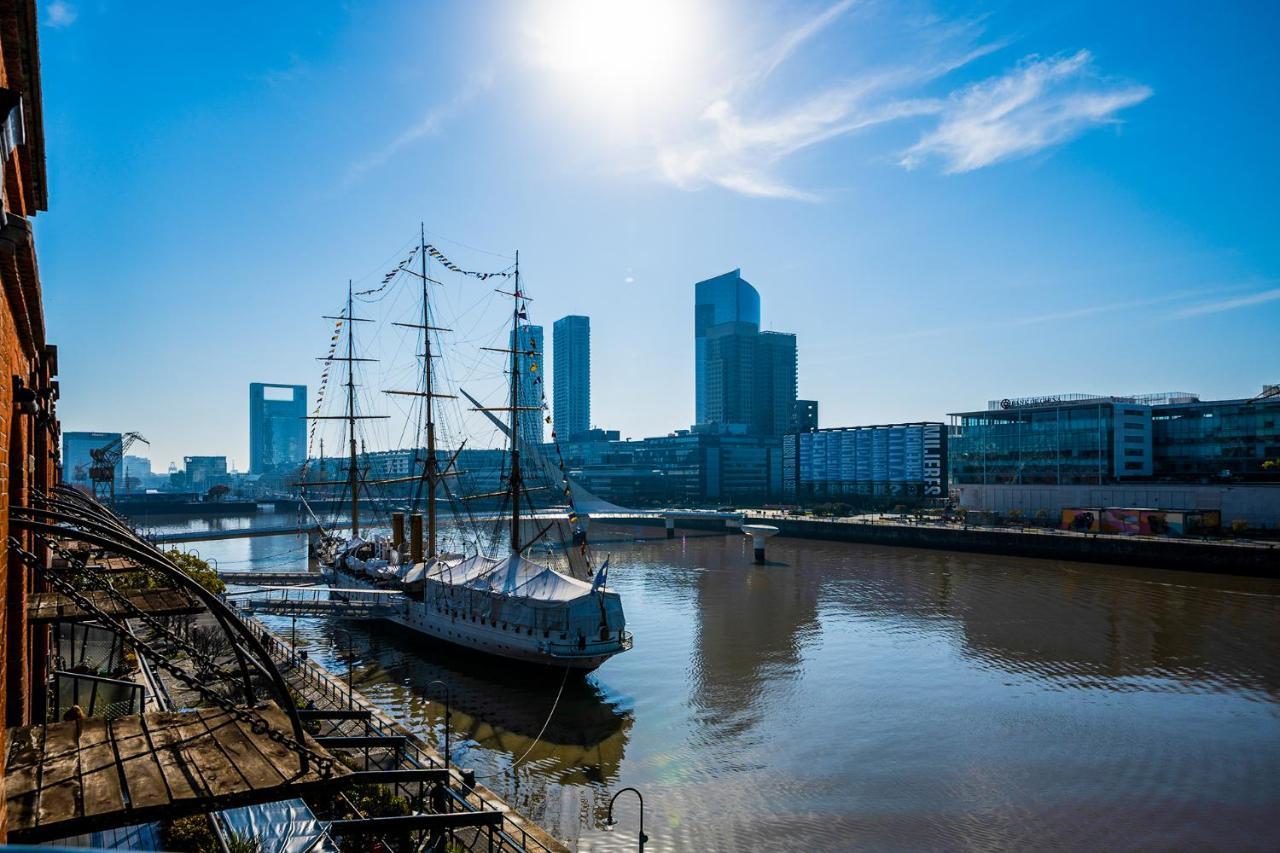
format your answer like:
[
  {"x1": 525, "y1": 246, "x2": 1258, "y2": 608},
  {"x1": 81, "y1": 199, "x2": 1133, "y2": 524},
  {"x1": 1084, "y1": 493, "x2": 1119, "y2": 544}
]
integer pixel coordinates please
[{"x1": 301, "y1": 228, "x2": 630, "y2": 672}]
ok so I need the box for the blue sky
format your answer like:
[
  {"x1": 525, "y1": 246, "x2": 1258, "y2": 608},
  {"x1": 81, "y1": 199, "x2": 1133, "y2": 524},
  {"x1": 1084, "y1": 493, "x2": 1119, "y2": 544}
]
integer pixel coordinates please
[{"x1": 36, "y1": 0, "x2": 1280, "y2": 470}]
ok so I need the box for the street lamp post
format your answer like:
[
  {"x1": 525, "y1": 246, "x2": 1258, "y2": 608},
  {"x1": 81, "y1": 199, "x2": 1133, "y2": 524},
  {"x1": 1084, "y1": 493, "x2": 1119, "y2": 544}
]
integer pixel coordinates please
[
  {"x1": 604, "y1": 787, "x2": 647, "y2": 851},
  {"x1": 427, "y1": 679, "x2": 451, "y2": 769}
]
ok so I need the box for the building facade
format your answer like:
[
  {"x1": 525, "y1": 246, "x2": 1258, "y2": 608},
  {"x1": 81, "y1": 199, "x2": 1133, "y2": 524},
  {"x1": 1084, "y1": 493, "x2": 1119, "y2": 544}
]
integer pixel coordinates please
[
  {"x1": 754, "y1": 331, "x2": 797, "y2": 437},
  {"x1": 790, "y1": 399, "x2": 819, "y2": 433},
  {"x1": 949, "y1": 394, "x2": 1164, "y2": 486},
  {"x1": 784, "y1": 423, "x2": 947, "y2": 503},
  {"x1": 694, "y1": 269, "x2": 797, "y2": 437},
  {"x1": 950, "y1": 390, "x2": 1280, "y2": 487},
  {"x1": 0, "y1": 0, "x2": 61, "y2": 814},
  {"x1": 555, "y1": 430, "x2": 783, "y2": 507},
  {"x1": 553, "y1": 315, "x2": 590, "y2": 440},
  {"x1": 183, "y1": 455, "x2": 229, "y2": 490},
  {"x1": 1151, "y1": 390, "x2": 1280, "y2": 481},
  {"x1": 62, "y1": 430, "x2": 121, "y2": 490},
  {"x1": 249, "y1": 382, "x2": 307, "y2": 473},
  {"x1": 510, "y1": 324, "x2": 544, "y2": 446},
  {"x1": 121, "y1": 453, "x2": 151, "y2": 493},
  {"x1": 695, "y1": 269, "x2": 759, "y2": 427}
]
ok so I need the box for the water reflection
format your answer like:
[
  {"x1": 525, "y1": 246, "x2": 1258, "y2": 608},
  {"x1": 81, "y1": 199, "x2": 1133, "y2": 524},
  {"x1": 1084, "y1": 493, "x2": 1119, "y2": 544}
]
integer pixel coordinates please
[
  {"x1": 150, "y1": 516, "x2": 1280, "y2": 851},
  {"x1": 312, "y1": 620, "x2": 633, "y2": 786}
]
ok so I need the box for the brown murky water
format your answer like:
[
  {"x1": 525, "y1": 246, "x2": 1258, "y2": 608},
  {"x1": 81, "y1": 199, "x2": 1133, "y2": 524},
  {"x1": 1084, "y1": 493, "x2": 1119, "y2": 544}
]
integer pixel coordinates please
[{"x1": 173, "y1": 515, "x2": 1280, "y2": 851}]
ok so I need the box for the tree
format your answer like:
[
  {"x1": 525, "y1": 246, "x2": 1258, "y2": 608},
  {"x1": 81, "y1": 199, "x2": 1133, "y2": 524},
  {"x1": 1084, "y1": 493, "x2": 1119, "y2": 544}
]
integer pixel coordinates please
[
  {"x1": 205, "y1": 484, "x2": 231, "y2": 502},
  {"x1": 166, "y1": 549, "x2": 226, "y2": 596}
]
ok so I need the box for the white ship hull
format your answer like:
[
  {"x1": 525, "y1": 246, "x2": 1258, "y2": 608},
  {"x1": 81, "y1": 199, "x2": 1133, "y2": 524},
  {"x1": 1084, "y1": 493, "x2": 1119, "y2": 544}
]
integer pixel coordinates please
[{"x1": 322, "y1": 562, "x2": 629, "y2": 672}]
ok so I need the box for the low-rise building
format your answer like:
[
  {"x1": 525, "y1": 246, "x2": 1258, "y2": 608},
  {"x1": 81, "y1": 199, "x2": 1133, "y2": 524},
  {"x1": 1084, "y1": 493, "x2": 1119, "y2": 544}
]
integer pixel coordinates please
[{"x1": 783, "y1": 422, "x2": 947, "y2": 504}]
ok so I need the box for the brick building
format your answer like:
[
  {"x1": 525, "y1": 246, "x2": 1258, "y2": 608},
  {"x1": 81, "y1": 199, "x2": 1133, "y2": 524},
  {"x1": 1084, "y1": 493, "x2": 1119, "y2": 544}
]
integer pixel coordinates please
[{"x1": 0, "y1": 0, "x2": 59, "y2": 840}]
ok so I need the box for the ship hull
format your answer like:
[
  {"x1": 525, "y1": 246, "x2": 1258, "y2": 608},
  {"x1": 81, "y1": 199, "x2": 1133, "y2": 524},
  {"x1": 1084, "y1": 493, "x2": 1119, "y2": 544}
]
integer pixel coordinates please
[{"x1": 323, "y1": 566, "x2": 626, "y2": 673}]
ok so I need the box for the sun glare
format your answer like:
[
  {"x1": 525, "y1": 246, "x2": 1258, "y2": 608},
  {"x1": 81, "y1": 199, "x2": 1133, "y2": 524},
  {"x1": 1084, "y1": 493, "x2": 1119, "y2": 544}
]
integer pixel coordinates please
[{"x1": 527, "y1": 0, "x2": 705, "y2": 117}]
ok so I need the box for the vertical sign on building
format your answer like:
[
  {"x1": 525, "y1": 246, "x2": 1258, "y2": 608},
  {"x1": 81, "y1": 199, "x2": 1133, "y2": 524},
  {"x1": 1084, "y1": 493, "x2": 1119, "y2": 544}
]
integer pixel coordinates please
[{"x1": 922, "y1": 422, "x2": 946, "y2": 497}]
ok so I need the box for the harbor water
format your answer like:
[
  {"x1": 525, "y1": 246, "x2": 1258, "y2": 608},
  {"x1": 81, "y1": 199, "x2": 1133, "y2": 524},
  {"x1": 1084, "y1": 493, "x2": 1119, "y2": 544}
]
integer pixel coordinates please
[{"x1": 149, "y1": 513, "x2": 1280, "y2": 851}]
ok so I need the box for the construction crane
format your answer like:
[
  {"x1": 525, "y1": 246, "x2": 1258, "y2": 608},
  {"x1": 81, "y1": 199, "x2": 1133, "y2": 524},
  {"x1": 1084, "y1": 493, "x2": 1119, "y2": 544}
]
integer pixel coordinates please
[{"x1": 89, "y1": 432, "x2": 149, "y2": 502}]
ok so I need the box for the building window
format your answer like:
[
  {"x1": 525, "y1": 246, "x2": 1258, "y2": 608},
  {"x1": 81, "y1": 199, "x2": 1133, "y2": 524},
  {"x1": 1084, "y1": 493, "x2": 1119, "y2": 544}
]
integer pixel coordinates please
[
  {"x1": 1125, "y1": 449, "x2": 1145, "y2": 457},
  {"x1": 1124, "y1": 462, "x2": 1145, "y2": 470}
]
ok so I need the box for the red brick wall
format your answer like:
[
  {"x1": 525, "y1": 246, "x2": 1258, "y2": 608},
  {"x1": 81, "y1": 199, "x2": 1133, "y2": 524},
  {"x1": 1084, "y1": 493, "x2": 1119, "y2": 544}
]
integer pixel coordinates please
[{"x1": 0, "y1": 1, "x2": 51, "y2": 841}]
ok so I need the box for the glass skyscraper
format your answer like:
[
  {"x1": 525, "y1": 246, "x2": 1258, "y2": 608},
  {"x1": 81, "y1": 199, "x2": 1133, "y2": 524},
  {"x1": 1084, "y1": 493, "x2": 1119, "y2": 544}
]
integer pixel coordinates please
[
  {"x1": 694, "y1": 269, "x2": 796, "y2": 436},
  {"x1": 695, "y1": 269, "x2": 760, "y2": 429},
  {"x1": 510, "y1": 324, "x2": 545, "y2": 447},
  {"x1": 553, "y1": 315, "x2": 590, "y2": 441},
  {"x1": 248, "y1": 383, "x2": 307, "y2": 474}
]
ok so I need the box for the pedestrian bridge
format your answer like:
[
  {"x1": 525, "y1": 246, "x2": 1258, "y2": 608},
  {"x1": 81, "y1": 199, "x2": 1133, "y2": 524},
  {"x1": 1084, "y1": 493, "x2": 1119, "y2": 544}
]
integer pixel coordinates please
[
  {"x1": 219, "y1": 570, "x2": 328, "y2": 586},
  {"x1": 226, "y1": 586, "x2": 404, "y2": 620}
]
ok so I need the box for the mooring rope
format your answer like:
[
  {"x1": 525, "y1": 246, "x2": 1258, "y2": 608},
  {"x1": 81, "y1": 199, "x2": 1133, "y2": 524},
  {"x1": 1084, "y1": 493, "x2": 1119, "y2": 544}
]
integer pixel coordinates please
[{"x1": 471, "y1": 664, "x2": 571, "y2": 779}]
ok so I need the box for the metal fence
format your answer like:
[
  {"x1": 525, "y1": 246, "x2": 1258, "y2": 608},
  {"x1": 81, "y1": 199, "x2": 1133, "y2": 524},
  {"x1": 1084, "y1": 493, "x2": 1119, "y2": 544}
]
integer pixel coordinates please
[{"x1": 226, "y1": 598, "x2": 562, "y2": 853}]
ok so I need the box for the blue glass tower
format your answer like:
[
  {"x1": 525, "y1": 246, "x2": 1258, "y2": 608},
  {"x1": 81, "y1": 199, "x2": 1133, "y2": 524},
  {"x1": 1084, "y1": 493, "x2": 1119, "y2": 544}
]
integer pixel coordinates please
[{"x1": 695, "y1": 269, "x2": 760, "y2": 429}]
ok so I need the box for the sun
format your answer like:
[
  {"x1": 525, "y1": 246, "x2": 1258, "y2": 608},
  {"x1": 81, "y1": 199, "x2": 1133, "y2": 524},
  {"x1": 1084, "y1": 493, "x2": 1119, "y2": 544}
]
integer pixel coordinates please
[{"x1": 526, "y1": 0, "x2": 706, "y2": 117}]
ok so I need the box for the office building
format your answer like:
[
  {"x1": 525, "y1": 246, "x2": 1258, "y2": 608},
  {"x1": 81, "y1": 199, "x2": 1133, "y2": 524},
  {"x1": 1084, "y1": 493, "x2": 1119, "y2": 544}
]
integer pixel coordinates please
[
  {"x1": 948, "y1": 393, "x2": 1181, "y2": 486},
  {"x1": 694, "y1": 269, "x2": 797, "y2": 437},
  {"x1": 790, "y1": 400, "x2": 819, "y2": 434},
  {"x1": 249, "y1": 383, "x2": 307, "y2": 474},
  {"x1": 63, "y1": 431, "x2": 122, "y2": 490},
  {"x1": 1151, "y1": 389, "x2": 1280, "y2": 481},
  {"x1": 555, "y1": 430, "x2": 783, "y2": 506},
  {"x1": 553, "y1": 315, "x2": 590, "y2": 440},
  {"x1": 695, "y1": 269, "x2": 760, "y2": 427},
  {"x1": 511, "y1": 324, "x2": 545, "y2": 446},
  {"x1": 184, "y1": 456, "x2": 229, "y2": 490},
  {"x1": 755, "y1": 332, "x2": 797, "y2": 436},
  {"x1": 784, "y1": 423, "x2": 947, "y2": 502},
  {"x1": 121, "y1": 454, "x2": 151, "y2": 493},
  {"x1": 949, "y1": 388, "x2": 1280, "y2": 528}
]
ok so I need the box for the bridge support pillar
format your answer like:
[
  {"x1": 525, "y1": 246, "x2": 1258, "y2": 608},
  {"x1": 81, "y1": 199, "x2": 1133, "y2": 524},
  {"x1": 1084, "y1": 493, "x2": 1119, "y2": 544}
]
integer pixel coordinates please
[
  {"x1": 665, "y1": 517, "x2": 675, "y2": 539},
  {"x1": 742, "y1": 524, "x2": 779, "y2": 564}
]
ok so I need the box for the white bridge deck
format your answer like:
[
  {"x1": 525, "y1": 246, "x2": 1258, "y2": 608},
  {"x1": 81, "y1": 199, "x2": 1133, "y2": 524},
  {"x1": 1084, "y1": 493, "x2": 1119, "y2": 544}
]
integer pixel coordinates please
[{"x1": 227, "y1": 586, "x2": 403, "y2": 620}]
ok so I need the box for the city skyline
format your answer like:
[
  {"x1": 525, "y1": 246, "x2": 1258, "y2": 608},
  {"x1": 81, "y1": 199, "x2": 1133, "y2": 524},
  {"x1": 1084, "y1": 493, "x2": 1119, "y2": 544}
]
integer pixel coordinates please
[{"x1": 36, "y1": 1, "x2": 1280, "y2": 467}]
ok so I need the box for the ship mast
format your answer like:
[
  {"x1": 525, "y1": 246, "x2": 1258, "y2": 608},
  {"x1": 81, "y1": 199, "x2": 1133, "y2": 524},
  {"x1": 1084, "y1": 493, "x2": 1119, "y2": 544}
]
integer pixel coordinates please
[
  {"x1": 345, "y1": 282, "x2": 360, "y2": 537},
  {"x1": 386, "y1": 224, "x2": 456, "y2": 559},
  {"x1": 312, "y1": 283, "x2": 385, "y2": 538},
  {"x1": 509, "y1": 251, "x2": 522, "y2": 555}
]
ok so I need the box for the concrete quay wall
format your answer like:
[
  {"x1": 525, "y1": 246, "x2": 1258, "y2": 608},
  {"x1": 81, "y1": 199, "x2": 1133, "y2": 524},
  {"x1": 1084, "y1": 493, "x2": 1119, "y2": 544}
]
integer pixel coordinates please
[{"x1": 743, "y1": 517, "x2": 1280, "y2": 578}]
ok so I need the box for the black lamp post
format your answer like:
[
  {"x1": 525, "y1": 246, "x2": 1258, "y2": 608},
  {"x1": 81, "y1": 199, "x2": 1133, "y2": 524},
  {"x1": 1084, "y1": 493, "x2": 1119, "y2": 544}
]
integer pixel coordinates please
[
  {"x1": 427, "y1": 679, "x2": 451, "y2": 769},
  {"x1": 604, "y1": 786, "x2": 647, "y2": 851}
]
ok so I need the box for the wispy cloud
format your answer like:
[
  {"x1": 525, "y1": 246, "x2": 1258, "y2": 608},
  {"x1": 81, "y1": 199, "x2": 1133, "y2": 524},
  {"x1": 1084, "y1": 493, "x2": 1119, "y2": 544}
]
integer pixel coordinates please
[
  {"x1": 747, "y1": 0, "x2": 860, "y2": 90},
  {"x1": 642, "y1": 5, "x2": 1148, "y2": 200},
  {"x1": 348, "y1": 72, "x2": 493, "y2": 179},
  {"x1": 45, "y1": 0, "x2": 77, "y2": 28},
  {"x1": 1170, "y1": 287, "x2": 1280, "y2": 318},
  {"x1": 842, "y1": 287, "x2": 1228, "y2": 346},
  {"x1": 901, "y1": 50, "x2": 1151, "y2": 173},
  {"x1": 655, "y1": 5, "x2": 998, "y2": 200}
]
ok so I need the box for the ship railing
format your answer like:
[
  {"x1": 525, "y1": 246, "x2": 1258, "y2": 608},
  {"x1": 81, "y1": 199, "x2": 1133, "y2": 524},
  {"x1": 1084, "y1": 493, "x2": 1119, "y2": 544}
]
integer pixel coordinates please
[{"x1": 546, "y1": 631, "x2": 633, "y2": 659}]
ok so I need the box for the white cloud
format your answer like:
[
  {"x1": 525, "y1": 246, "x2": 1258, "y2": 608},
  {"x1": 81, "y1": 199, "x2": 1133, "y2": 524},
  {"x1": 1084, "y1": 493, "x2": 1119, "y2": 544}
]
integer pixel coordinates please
[
  {"x1": 349, "y1": 72, "x2": 493, "y2": 178},
  {"x1": 45, "y1": 0, "x2": 77, "y2": 28},
  {"x1": 747, "y1": 0, "x2": 860, "y2": 90},
  {"x1": 658, "y1": 88, "x2": 941, "y2": 200},
  {"x1": 901, "y1": 50, "x2": 1151, "y2": 173},
  {"x1": 1171, "y1": 287, "x2": 1280, "y2": 318}
]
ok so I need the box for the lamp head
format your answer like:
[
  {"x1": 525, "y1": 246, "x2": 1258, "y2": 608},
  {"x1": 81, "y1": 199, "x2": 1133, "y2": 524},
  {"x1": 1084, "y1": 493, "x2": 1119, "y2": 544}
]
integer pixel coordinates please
[{"x1": 603, "y1": 817, "x2": 617, "y2": 832}]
